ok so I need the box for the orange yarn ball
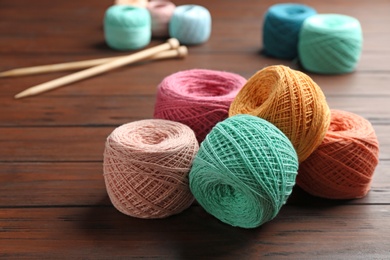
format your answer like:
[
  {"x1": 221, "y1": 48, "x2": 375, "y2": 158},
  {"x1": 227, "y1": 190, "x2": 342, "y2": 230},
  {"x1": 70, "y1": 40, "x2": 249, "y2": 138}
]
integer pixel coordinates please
[
  {"x1": 297, "y1": 109, "x2": 380, "y2": 199},
  {"x1": 229, "y1": 65, "x2": 330, "y2": 162},
  {"x1": 103, "y1": 119, "x2": 199, "y2": 219}
]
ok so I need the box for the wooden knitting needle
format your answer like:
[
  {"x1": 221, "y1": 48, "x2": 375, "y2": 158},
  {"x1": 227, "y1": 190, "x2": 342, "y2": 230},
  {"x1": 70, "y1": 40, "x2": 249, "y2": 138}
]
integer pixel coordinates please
[
  {"x1": 1, "y1": 46, "x2": 187, "y2": 78},
  {"x1": 14, "y1": 38, "x2": 180, "y2": 99}
]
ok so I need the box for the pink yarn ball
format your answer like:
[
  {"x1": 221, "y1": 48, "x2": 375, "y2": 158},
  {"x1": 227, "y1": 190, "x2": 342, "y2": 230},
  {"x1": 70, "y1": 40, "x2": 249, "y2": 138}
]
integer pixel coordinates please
[
  {"x1": 147, "y1": 0, "x2": 176, "y2": 38},
  {"x1": 103, "y1": 119, "x2": 199, "y2": 219},
  {"x1": 153, "y1": 69, "x2": 247, "y2": 143}
]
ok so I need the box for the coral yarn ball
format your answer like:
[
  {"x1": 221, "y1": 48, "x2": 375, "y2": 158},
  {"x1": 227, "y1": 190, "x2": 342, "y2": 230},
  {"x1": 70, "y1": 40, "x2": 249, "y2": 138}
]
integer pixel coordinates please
[
  {"x1": 189, "y1": 115, "x2": 298, "y2": 228},
  {"x1": 229, "y1": 65, "x2": 331, "y2": 162},
  {"x1": 297, "y1": 110, "x2": 380, "y2": 199},
  {"x1": 154, "y1": 69, "x2": 246, "y2": 143},
  {"x1": 103, "y1": 119, "x2": 199, "y2": 219}
]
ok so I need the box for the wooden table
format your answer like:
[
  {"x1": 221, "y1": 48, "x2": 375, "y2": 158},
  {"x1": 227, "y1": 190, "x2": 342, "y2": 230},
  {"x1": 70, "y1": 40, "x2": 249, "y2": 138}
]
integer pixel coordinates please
[{"x1": 1, "y1": 0, "x2": 389, "y2": 258}]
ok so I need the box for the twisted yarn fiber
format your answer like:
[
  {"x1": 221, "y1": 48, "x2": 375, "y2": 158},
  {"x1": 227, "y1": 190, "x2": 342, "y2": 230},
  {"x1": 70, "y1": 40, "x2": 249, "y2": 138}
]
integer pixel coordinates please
[
  {"x1": 229, "y1": 65, "x2": 330, "y2": 163},
  {"x1": 297, "y1": 110, "x2": 379, "y2": 199},
  {"x1": 103, "y1": 119, "x2": 199, "y2": 218},
  {"x1": 189, "y1": 115, "x2": 299, "y2": 228},
  {"x1": 154, "y1": 69, "x2": 246, "y2": 143},
  {"x1": 263, "y1": 3, "x2": 317, "y2": 59},
  {"x1": 298, "y1": 14, "x2": 363, "y2": 74}
]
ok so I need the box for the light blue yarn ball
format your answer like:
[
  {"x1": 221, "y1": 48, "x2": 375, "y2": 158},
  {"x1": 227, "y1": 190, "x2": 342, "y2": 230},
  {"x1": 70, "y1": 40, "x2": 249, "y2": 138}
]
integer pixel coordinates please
[
  {"x1": 169, "y1": 5, "x2": 211, "y2": 45},
  {"x1": 298, "y1": 14, "x2": 363, "y2": 74},
  {"x1": 263, "y1": 3, "x2": 316, "y2": 59},
  {"x1": 104, "y1": 5, "x2": 151, "y2": 51}
]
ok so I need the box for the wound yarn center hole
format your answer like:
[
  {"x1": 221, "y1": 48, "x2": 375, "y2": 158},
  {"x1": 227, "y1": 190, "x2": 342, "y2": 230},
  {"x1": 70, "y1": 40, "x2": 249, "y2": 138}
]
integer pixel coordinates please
[
  {"x1": 141, "y1": 127, "x2": 169, "y2": 145},
  {"x1": 154, "y1": 3, "x2": 167, "y2": 9},
  {"x1": 286, "y1": 7, "x2": 305, "y2": 15},
  {"x1": 324, "y1": 18, "x2": 345, "y2": 28},
  {"x1": 185, "y1": 83, "x2": 232, "y2": 97},
  {"x1": 123, "y1": 6, "x2": 137, "y2": 12},
  {"x1": 183, "y1": 5, "x2": 196, "y2": 12}
]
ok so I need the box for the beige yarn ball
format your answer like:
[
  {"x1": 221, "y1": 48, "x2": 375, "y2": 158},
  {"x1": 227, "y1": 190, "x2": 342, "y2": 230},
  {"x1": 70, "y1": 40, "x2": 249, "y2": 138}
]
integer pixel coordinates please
[{"x1": 103, "y1": 119, "x2": 199, "y2": 219}]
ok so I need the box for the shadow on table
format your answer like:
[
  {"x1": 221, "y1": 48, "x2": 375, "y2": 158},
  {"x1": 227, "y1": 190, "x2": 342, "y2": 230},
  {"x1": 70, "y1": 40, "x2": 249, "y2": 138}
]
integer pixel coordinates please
[{"x1": 79, "y1": 195, "x2": 261, "y2": 259}]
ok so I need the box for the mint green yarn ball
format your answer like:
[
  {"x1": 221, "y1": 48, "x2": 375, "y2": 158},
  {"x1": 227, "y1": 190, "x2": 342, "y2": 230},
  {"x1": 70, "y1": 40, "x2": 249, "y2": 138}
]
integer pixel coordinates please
[
  {"x1": 104, "y1": 5, "x2": 151, "y2": 51},
  {"x1": 189, "y1": 114, "x2": 298, "y2": 229},
  {"x1": 298, "y1": 14, "x2": 363, "y2": 74}
]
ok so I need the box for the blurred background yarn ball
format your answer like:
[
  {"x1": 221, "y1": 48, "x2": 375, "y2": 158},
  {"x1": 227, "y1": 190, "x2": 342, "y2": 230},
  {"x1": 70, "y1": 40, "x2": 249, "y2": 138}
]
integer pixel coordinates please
[
  {"x1": 114, "y1": 0, "x2": 148, "y2": 8},
  {"x1": 147, "y1": 0, "x2": 176, "y2": 38},
  {"x1": 297, "y1": 109, "x2": 379, "y2": 199},
  {"x1": 169, "y1": 5, "x2": 212, "y2": 45},
  {"x1": 298, "y1": 14, "x2": 363, "y2": 74},
  {"x1": 103, "y1": 119, "x2": 199, "y2": 219},
  {"x1": 262, "y1": 3, "x2": 317, "y2": 59},
  {"x1": 229, "y1": 65, "x2": 330, "y2": 162},
  {"x1": 189, "y1": 115, "x2": 299, "y2": 228},
  {"x1": 104, "y1": 5, "x2": 151, "y2": 51}
]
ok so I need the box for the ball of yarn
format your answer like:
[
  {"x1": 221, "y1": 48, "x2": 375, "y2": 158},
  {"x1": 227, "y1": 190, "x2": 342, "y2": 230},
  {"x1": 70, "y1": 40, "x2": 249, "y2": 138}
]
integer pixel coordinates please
[
  {"x1": 297, "y1": 109, "x2": 379, "y2": 199},
  {"x1": 114, "y1": 0, "x2": 148, "y2": 8},
  {"x1": 103, "y1": 119, "x2": 199, "y2": 219},
  {"x1": 189, "y1": 114, "x2": 299, "y2": 228},
  {"x1": 169, "y1": 5, "x2": 212, "y2": 45},
  {"x1": 153, "y1": 69, "x2": 246, "y2": 143},
  {"x1": 229, "y1": 65, "x2": 331, "y2": 162},
  {"x1": 262, "y1": 3, "x2": 317, "y2": 59},
  {"x1": 147, "y1": 0, "x2": 176, "y2": 38},
  {"x1": 298, "y1": 14, "x2": 363, "y2": 74},
  {"x1": 104, "y1": 5, "x2": 151, "y2": 51}
]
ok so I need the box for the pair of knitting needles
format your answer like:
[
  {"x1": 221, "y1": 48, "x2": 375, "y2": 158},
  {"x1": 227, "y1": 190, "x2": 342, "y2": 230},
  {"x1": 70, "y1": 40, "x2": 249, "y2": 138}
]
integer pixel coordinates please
[{"x1": 2, "y1": 38, "x2": 185, "y2": 99}]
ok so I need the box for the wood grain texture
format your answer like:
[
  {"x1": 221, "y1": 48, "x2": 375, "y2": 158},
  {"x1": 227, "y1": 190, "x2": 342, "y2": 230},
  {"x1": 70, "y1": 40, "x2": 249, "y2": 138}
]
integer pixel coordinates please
[
  {"x1": 0, "y1": 161, "x2": 389, "y2": 207},
  {"x1": 2, "y1": 95, "x2": 390, "y2": 126},
  {"x1": 1, "y1": 206, "x2": 389, "y2": 259},
  {"x1": 0, "y1": 0, "x2": 389, "y2": 258},
  {"x1": 0, "y1": 125, "x2": 389, "y2": 161}
]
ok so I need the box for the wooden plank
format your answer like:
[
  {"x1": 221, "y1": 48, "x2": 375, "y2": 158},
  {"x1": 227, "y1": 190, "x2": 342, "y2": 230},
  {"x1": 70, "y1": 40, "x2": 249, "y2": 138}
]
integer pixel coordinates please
[
  {"x1": 1, "y1": 40, "x2": 389, "y2": 74},
  {"x1": 2, "y1": 96, "x2": 156, "y2": 126},
  {"x1": 314, "y1": 72, "x2": 390, "y2": 96},
  {"x1": 0, "y1": 162, "x2": 109, "y2": 207},
  {"x1": 0, "y1": 125, "x2": 388, "y2": 162},
  {"x1": 1, "y1": 94, "x2": 389, "y2": 126},
  {"x1": 2, "y1": 53, "x2": 390, "y2": 97},
  {"x1": 0, "y1": 127, "x2": 111, "y2": 162},
  {"x1": 325, "y1": 97, "x2": 390, "y2": 124},
  {"x1": 0, "y1": 124, "x2": 388, "y2": 162},
  {"x1": 1, "y1": 205, "x2": 389, "y2": 258},
  {"x1": 0, "y1": 160, "x2": 388, "y2": 208}
]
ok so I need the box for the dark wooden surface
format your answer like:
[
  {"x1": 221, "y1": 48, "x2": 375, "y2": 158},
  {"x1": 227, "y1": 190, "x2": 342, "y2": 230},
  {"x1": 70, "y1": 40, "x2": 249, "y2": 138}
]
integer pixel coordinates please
[{"x1": 1, "y1": 0, "x2": 389, "y2": 258}]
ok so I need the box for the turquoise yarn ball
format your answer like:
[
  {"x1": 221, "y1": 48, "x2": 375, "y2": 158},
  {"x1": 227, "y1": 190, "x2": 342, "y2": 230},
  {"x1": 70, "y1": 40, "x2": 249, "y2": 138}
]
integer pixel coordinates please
[
  {"x1": 189, "y1": 115, "x2": 299, "y2": 229},
  {"x1": 104, "y1": 5, "x2": 151, "y2": 51},
  {"x1": 169, "y1": 5, "x2": 211, "y2": 45},
  {"x1": 298, "y1": 14, "x2": 363, "y2": 74},
  {"x1": 263, "y1": 3, "x2": 316, "y2": 59}
]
